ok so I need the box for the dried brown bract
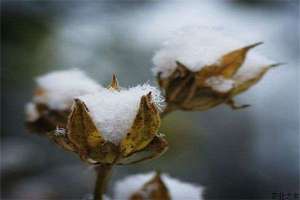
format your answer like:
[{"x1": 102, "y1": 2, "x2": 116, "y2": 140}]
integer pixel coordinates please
[
  {"x1": 130, "y1": 172, "x2": 171, "y2": 200},
  {"x1": 157, "y1": 43, "x2": 280, "y2": 113},
  {"x1": 47, "y1": 75, "x2": 168, "y2": 165},
  {"x1": 26, "y1": 102, "x2": 70, "y2": 134}
]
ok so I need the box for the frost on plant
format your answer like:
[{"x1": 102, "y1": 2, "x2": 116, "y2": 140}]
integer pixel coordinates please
[
  {"x1": 25, "y1": 69, "x2": 102, "y2": 134},
  {"x1": 114, "y1": 172, "x2": 204, "y2": 200},
  {"x1": 47, "y1": 75, "x2": 168, "y2": 165},
  {"x1": 153, "y1": 26, "x2": 280, "y2": 112}
]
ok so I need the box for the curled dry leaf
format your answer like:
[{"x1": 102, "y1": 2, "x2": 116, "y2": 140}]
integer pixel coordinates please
[
  {"x1": 130, "y1": 172, "x2": 171, "y2": 200},
  {"x1": 158, "y1": 43, "x2": 280, "y2": 112}
]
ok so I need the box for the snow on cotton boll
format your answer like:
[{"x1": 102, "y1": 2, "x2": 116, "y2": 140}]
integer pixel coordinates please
[
  {"x1": 34, "y1": 69, "x2": 103, "y2": 110},
  {"x1": 153, "y1": 26, "x2": 281, "y2": 114},
  {"x1": 25, "y1": 69, "x2": 103, "y2": 134},
  {"x1": 113, "y1": 172, "x2": 204, "y2": 200},
  {"x1": 47, "y1": 75, "x2": 168, "y2": 165}
]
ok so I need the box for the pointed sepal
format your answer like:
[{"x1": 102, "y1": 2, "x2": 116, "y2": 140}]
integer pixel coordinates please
[
  {"x1": 130, "y1": 171, "x2": 171, "y2": 200},
  {"x1": 107, "y1": 74, "x2": 120, "y2": 91},
  {"x1": 120, "y1": 93, "x2": 160, "y2": 157}
]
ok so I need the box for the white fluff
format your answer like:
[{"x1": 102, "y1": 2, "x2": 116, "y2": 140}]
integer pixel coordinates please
[
  {"x1": 152, "y1": 26, "x2": 272, "y2": 81},
  {"x1": 205, "y1": 76, "x2": 235, "y2": 93},
  {"x1": 78, "y1": 84, "x2": 164, "y2": 145},
  {"x1": 25, "y1": 103, "x2": 40, "y2": 122},
  {"x1": 113, "y1": 172, "x2": 204, "y2": 200},
  {"x1": 33, "y1": 69, "x2": 103, "y2": 110}
]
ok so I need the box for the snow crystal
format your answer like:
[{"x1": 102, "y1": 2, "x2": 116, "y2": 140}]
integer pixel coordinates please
[
  {"x1": 152, "y1": 26, "x2": 272, "y2": 78},
  {"x1": 25, "y1": 103, "x2": 39, "y2": 122},
  {"x1": 78, "y1": 84, "x2": 164, "y2": 145},
  {"x1": 33, "y1": 69, "x2": 103, "y2": 110},
  {"x1": 205, "y1": 76, "x2": 235, "y2": 93},
  {"x1": 114, "y1": 172, "x2": 204, "y2": 200}
]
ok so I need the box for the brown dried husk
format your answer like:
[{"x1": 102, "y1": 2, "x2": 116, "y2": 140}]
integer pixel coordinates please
[
  {"x1": 130, "y1": 172, "x2": 171, "y2": 200},
  {"x1": 158, "y1": 42, "x2": 278, "y2": 112},
  {"x1": 47, "y1": 75, "x2": 168, "y2": 165},
  {"x1": 26, "y1": 103, "x2": 70, "y2": 134}
]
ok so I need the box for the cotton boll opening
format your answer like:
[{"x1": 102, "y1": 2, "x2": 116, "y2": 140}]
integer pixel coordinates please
[
  {"x1": 114, "y1": 172, "x2": 204, "y2": 200},
  {"x1": 33, "y1": 69, "x2": 103, "y2": 110},
  {"x1": 78, "y1": 84, "x2": 164, "y2": 145}
]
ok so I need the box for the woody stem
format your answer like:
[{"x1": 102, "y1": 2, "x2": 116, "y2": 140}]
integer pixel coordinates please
[{"x1": 94, "y1": 164, "x2": 113, "y2": 200}]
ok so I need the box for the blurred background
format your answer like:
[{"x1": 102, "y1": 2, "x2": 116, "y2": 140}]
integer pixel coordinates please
[{"x1": 1, "y1": 0, "x2": 299, "y2": 199}]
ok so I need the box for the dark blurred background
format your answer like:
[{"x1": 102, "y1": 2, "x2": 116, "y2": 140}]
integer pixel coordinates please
[{"x1": 1, "y1": 0, "x2": 299, "y2": 199}]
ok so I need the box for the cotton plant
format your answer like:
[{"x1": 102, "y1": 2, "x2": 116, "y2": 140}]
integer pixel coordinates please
[
  {"x1": 153, "y1": 27, "x2": 281, "y2": 114},
  {"x1": 25, "y1": 26, "x2": 280, "y2": 200},
  {"x1": 113, "y1": 172, "x2": 204, "y2": 200}
]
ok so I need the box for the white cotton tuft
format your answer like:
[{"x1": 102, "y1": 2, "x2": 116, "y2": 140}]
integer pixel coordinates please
[
  {"x1": 78, "y1": 84, "x2": 164, "y2": 145},
  {"x1": 205, "y1": 76, "x2": 235, "y2": 93},
  {"x1": 113, "y1": 172, "x2": 204, "y2": 200},
  {"x1": 25, "y1": 103, "x2": 40, "y2": 122},
  {"x1": 34, "y1": 69, "x2": 103, "y2": 110},
  {"x1": 152, "y1": 26, "x2": 272, "y2": 78}
]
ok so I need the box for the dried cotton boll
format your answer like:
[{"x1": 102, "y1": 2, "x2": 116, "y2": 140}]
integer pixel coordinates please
[
  {"x1": 25, "y1": 69, "x2": 103, "y2": 134},
  {"x1": 46, "y1": 75, "x2": 168, "y2": 165},
  {"x1": 153, "y1": 26, "x2": 280, "y2": 113},
  {"x1": 34, "y1": 69, "x2": 103, "y2": 110},
  {"x1": 152, "y1": 26, "x2": 250, "y2": 78},
  {"x1": 78, "y1": 84, "x2": 164, "y2": 145},
  {"x1": 114, "y1": 172, "x2": 204, "y2": 200}
]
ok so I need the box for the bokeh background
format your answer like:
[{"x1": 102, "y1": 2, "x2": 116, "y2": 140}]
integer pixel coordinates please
[{"x1": 1, "y1": 0, "x2": 299, "y2": 199}]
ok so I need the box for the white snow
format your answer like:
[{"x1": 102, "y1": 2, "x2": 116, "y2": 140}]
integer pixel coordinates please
[
  {"x1": 33, "y1": 69, "x2": 103, "y2": 110},
  {"x1": 113, "y1": 172, "x2": 204, "y2": 200},
  {"x1": 233, "y1": 52, "x2": 272, "y2": 84},
  {"x1": 78, "y1": 84, "x2": 164, "y2": 145},
  {"x1": 205, "y1": 76, "x2": 235, "y2": 93},
  {"x1": 25, "y1": 103, "x2": 39, "y2": 122},
  {"x1": 152, "y1": 26, "x2": 272, "y2": 80}
]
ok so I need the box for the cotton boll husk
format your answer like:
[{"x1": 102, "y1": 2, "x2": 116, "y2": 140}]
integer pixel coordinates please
[
  {"x1": 152, "y1": 26, "x2": 272, "y2": 79},
  {"x1": 114, "y1": 172, "x2": 204, "y2": 200},
  {"x1": 34, "y1": 69, "x2": 103, "y2": 110},
  {"x1": 78, "y1": 84, "x2": 164, "y2": 145}
]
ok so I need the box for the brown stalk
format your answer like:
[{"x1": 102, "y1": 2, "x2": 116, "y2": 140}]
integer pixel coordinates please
[{"x1": 94, "y1": 164, "x2": 113, "y2": 200}]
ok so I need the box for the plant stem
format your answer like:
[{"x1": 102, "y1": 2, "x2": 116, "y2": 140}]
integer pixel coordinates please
[{"x1": 94, "y1": 164, "x2": 113, "y2": 200}]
